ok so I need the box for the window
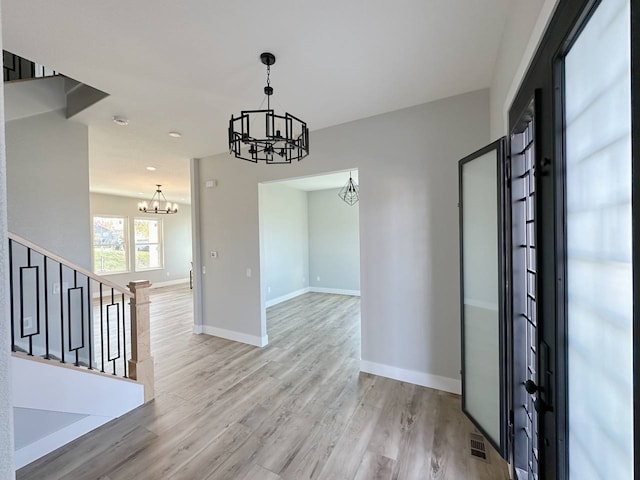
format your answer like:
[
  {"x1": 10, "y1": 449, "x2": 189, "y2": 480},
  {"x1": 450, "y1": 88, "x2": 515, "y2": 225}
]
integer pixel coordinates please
[
  {"x1": 134, "y1": 218, "x2": 163, "y2": 271},
  {"x1": 93, "y1": 216, "x2": 128, "y2": 274}
]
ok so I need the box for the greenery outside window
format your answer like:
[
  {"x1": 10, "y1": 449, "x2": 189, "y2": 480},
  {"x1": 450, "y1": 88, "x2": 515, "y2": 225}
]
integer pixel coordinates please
[
  {"x1": 135, "y1": 218, "x2": 163, "y2": 271},
  {"x1": 93, "y1": 216, "x2": 128, "y2": 274}
]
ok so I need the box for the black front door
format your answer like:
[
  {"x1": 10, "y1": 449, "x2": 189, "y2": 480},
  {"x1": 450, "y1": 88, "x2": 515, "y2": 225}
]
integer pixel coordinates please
[{"x1": 508, "y1": 0, "x2": 638, "y2": 478}]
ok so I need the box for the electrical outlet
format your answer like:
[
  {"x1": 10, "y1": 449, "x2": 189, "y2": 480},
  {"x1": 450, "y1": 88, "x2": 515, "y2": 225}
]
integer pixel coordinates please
[
  {"x1": 246, "y1": 268, "x2": 252, "y2": 278},
  {"x1": 210, "y1": 251, "x2": 218, "y2": 258},
  {"x1": 24, "y1": 316, "x2": 33, "y2": 330},
  {"x1": 268, "y1": 286, "x2": 271, "y2": 293},
  {"x1": 316, "y1": 276, "x2": 321, "y2": 281}
]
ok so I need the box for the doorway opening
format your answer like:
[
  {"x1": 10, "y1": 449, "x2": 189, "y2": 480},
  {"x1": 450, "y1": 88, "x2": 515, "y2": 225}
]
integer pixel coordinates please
[{"x1": 258, "y1": 170, "x2": 361, "y2": 347}]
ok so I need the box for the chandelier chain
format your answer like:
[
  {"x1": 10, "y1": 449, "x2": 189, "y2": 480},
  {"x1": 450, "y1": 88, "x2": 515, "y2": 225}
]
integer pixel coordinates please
[{"x1": 266, "y1": 64, "x2": 271, "y2": 111}]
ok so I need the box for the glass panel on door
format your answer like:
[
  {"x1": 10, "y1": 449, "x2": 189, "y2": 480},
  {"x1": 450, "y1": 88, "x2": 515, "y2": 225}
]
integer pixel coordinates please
[
  {"x1": 459, "y1": 139, "x2": 508, "y2": 456},
  {"x1": 564, "y1": 0, "x2": 633, "y2": 478}
]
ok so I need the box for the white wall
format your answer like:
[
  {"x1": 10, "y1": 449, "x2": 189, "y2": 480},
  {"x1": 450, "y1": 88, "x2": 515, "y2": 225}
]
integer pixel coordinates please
[
  {"x1": 490, "y1": 0, "x2": 559, "y2": 138},
  {"x1": 4, "y1": 76, "x2": 65, "y2": 123},
  {"x1": 260, "y1": 183, "x2": 361, "y2": 305},
  {"x1": 13, "y1": 408, "x2": 86, "y2": 451},
  {"x1": 6, "y1": 110, "x2": 91, "y2": 269},
  {"x1": 308, "y1": 187, "x2": 360, "y2": 293},
  {"x1": 195, "y1": 89, "x2": 489, "y2": 391},
  {"x1": 12, "y1": 356, "x2": 143, "y2": 468},
  {"x1": 90, "y1": 193, "x2": 192, "y2": 288},
  {"x1": 0, "y1": 5, "x2": 17, "y2": 477},
  {"x1": 259, "y1": 183, "x2": 309, "y2": 303},
  {"x1": 4, "y1": 106, "x2": 94, "y2": 373}
]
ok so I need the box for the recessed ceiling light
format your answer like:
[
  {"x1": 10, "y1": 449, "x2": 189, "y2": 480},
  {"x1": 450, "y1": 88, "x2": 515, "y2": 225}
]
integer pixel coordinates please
[
  {"x1": 138, "y1": 192, "x2": 145, "y2": 195},
  {"x1": 168, "y1": 131, "x2": 182, "y2": 138},
  {"x1": 113, "y1": 116, "x2": 129, "y2": 126},
  {"x1": 146, "y1": 166, "x2": 156, "y2": 171}
]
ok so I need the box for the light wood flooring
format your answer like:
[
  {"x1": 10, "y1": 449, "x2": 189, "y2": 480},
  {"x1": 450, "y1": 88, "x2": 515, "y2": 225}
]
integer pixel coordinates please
[{"x1": 17, "y1": 285, "x2": 509, "y2": 480}]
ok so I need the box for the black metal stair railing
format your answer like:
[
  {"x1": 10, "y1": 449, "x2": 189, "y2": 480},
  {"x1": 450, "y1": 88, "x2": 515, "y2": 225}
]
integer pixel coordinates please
[
  {"x1": 8, "y1": 233, "x2": 132, "y2": 378},
  {"x1": 3, "y1": 50, "x2": 57, "y2": 82}
]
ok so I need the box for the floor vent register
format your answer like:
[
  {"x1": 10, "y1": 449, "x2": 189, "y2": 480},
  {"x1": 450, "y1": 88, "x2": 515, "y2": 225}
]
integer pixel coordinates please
[{"x1": 470, "y1": 433, "x2": 489, "y2": 463}]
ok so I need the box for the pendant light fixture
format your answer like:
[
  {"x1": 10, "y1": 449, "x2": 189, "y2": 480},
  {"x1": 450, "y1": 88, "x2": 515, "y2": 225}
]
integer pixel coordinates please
[
  {"x1": 228, "y1": 52, "x2": 309, "y2": 164},
  {"x1": 338, "y1": 172, "x2": 359, "y2": 206},
  {"x1": 138, "y1": 185, "x2": 178, "y2": 214}
]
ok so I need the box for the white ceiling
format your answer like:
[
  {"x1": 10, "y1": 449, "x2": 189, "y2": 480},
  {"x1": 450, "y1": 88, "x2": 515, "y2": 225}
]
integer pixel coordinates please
[{"x1": 1, "y1": 0, "x2": 512, "y2": 201}]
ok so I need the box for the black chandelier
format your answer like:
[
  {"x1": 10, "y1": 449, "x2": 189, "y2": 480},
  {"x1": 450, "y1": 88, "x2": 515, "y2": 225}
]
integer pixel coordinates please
[
  {"x1": 137, "y1": 185, "x2": 178, "y2": 214},
  {"x1": 338, "y1": 172, "x2": 359, "y2": 206},
  {"x1": 229, "y1": 52, "x2": 309, "y2": 164}
]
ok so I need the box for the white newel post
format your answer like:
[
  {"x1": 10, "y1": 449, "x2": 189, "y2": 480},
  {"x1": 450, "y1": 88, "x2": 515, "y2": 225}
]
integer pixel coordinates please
[{"x1": 128, "y1": 280, "x2": 155, "y2": 403}]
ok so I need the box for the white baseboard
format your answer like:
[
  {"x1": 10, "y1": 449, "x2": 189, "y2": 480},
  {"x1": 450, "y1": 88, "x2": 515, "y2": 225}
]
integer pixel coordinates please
[
  {"x1": 265, "y1": 287, "x2": 310, "y2": 308},
  {"x1": 263, "y1": 286, "x2": 360, "y2": 308},
  {"x1": 150, "y1": 278, "x2": 189, "y2": 289},
  {"x1": 92, "y1": 278, "x2": 189, "y2": 298},
  {"x1": 15, "y1": 415, "x2": 111, "y2": 469},
  {"x1": 193, "y1": 324, "x2": 204, "y2": 334},
  {"x1": 309, "y1": 287, "x2": 360, "y2": 296},
  {"x1": 92, "y1": 289, "x2": 125, "y2": 299},
  {"x1": 360, "y1": 360, "x2": 461, "y2": 395},
  {"x1": 201, "y1": 325, "x2": 268, "y2": 348}
]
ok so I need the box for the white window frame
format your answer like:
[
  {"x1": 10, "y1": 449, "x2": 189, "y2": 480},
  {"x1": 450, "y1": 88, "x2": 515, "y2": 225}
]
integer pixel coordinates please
[
  {"x1": 134, "y1": 217, "x2": 164, "y2": 272},
  {"x1": 92, "y1": 215, "x2": 130, "y2": 275}
]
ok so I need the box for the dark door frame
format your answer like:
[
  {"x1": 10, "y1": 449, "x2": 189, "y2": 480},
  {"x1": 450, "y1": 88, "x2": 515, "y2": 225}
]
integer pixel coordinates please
[{"x1": 509, "y1": 0, "x2": 639, "y2": 477}]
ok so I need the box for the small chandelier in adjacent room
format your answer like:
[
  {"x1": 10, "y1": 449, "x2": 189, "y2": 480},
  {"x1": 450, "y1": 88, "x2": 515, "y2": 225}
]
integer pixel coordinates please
[
  {"x1": 338, "y1": 172, "x2": 359, "y2": 206},
  {"x1": 228, "y1": 52, "x2": 309, "y2": 164},
  {"x1": 138, "y1": 185, "x2": 178, "y2": 214}
]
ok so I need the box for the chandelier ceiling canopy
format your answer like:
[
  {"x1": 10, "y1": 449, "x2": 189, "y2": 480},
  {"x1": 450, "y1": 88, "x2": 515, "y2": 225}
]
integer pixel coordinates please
[
  {"x1": 138, "y1": 185, "x2": 178, "y2": 214},
  {"x1": 228, "y1": 52, "x2": 309, "y2": 164}
]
